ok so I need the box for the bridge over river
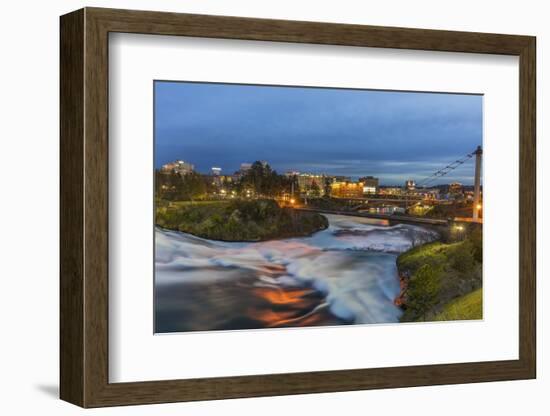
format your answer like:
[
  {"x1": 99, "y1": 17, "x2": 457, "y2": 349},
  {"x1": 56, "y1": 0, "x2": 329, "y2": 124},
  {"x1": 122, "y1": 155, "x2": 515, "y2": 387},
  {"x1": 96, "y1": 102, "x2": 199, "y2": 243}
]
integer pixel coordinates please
[
  {"x1": 293, "y1": 145, "x2": 484, "y2": 227},
  {"x1": 293, "y1": 207, "x2": 449, "y2": 226}
]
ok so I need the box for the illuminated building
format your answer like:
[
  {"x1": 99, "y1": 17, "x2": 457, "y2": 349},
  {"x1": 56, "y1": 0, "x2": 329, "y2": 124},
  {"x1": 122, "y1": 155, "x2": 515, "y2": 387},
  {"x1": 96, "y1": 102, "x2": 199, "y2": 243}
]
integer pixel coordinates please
[
  {"x1": 380, "y1": 187, "x2": 403, "y2": 195},
  {"x1": 285, "y1": 171, "x2": 328, "y2": 196},
  {"x1": 449, "y1": 182, "x2": 464, "y2": 194},
  {"x1": 359, "y1": 176, "x2": 379, "y2": 194},
  {"x1": 416, "y1": 188, "x2": 440, "y2": 200},
  {"x1": 405, "y1": 179, "x2": 416, "y2": 191},
  {"x1": 211, "y1": 167, "x2": 222, "y2": 176},
  {"x1": 330, "y1": 181, "x2": 364, "y2": 198},
  {"x1": 161, "y1": 160, "x2": 194, "y2": 175},
  {"x1": 211, "y1": 174, "x2": 234, "y2": 189},
  {"x1": 297, "y1": 173, "x2": 325, "y2": 196},
  {"x1": 331, "y1": 175, "x2": 351, "y2": 183}
]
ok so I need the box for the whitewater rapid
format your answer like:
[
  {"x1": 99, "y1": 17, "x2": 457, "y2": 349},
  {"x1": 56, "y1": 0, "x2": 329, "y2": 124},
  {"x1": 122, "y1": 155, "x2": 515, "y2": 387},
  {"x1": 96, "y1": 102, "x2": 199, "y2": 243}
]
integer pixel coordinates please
[{"x1": 155, "y1": 214, "x2": 438, "y2": 333}]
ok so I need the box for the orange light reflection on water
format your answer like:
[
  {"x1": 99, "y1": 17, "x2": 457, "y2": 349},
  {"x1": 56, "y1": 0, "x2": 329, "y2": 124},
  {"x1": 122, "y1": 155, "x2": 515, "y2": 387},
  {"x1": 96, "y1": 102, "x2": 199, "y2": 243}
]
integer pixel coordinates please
[{"x1": 250, "y1": 286, "x2": 326, "y2": 327}]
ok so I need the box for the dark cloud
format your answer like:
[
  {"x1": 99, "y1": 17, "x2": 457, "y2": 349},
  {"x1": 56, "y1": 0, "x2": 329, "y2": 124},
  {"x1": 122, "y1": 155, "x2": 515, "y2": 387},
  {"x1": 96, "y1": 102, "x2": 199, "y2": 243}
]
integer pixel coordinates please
[{"x1": 155, "y1": 81, "x2": 482, "y2": 185}]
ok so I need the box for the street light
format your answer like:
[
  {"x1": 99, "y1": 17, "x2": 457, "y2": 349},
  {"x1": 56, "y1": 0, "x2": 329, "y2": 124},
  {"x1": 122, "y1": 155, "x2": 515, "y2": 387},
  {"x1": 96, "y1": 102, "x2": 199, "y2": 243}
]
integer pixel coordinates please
[{"x1": 453, "y1": 224, "x2": 465, "y2": 241}]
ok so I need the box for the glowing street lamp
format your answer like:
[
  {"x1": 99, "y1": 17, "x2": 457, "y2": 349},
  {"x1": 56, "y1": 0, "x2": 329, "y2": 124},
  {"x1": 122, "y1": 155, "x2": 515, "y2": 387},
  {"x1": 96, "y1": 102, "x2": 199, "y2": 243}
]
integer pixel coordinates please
[{"x1": 453, "y1": 224, "x2": 465, "y2": 241}]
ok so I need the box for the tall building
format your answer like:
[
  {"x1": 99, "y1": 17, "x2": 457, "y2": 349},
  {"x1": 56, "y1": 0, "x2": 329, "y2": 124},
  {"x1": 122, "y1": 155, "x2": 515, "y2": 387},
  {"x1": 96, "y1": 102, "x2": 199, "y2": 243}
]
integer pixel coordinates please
[
  {"x1": 359, "y1": 176, "x2": 379, "y2": 194},
  {"x1": 211, "y1": 167, "x2": 222, "y2": 176},
  {"x1": 161, "y1": 160, "x2": 194, "y2": 175},
  {"x1": 240, "y1": 163, "x2": 252, "y2": 172},
  {"x1": 234, "y1": 162, "x2": 253, "y2": 180}
]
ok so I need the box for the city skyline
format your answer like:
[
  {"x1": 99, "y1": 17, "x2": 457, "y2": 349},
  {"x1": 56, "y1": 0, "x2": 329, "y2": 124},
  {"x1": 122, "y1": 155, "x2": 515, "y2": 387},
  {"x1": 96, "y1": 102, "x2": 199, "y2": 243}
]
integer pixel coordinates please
[
  {"x1": 155, "y1": 81, "x2": 483, "y2": 185},
  {"x1": 158, "y1": 158, "x2": 480, "y2": 189}
]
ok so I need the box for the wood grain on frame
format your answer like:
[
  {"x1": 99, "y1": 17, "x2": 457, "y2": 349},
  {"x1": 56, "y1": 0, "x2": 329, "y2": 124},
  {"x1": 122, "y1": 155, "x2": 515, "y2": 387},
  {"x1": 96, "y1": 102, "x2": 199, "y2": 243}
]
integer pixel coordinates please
[
  {"x1": 60, "y1": 8, "x2": 85, "y2": 406},
  {"x1": 60, "y1": 7, "x2": 536, "y2": 408}
]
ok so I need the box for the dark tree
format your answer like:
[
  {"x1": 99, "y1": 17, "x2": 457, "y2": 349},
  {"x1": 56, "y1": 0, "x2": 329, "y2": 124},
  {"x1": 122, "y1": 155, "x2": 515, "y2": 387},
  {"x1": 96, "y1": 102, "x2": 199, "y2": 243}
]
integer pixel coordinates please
[
  {"x1": 155, "y1": 170, "x2": 208, "y2": 201},
  {"x1": 238, "y1": 161, "x2": 290, "y2": 197},
  {"x1": 309, "y1": 180, "x2": 322, "y2": 198}
]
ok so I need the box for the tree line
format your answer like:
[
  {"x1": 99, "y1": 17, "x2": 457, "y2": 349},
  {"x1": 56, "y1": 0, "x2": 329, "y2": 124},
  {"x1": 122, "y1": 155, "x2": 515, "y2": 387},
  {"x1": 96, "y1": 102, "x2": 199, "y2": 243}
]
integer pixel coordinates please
[{"x1": 155, "y1": 161, "x2": 298, "y2": 201}]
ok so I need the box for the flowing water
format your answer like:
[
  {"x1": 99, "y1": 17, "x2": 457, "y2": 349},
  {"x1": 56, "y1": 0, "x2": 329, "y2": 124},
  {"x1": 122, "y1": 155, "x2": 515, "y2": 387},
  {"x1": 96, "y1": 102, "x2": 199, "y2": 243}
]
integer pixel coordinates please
[{"x1": 155, "y1": 214, "x2": 438, "y2": 333}]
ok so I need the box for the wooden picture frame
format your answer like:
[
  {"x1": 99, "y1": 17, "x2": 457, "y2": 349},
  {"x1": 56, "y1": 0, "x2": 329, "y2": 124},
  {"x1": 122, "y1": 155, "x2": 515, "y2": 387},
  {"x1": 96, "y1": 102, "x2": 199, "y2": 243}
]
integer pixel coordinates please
[{"x1": 60, "y1": 7, "x2": 536, "y2": 408}]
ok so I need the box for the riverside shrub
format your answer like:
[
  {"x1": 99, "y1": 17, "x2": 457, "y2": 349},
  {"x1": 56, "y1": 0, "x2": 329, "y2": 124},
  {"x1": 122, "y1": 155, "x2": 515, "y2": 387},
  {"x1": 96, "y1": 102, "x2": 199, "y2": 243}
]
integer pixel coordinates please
[
  {"x1": 405, "y1": 264, "x2": 442, "y2": 320},
  {"x1": 450, "y1": 240, "x2": 475, "y2": 273}
]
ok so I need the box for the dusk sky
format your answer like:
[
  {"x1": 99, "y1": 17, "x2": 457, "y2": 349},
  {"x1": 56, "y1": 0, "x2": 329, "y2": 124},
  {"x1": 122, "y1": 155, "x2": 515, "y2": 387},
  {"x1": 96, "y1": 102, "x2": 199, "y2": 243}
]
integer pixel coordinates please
[{"x1": 154, "y1": 81, "x2": 482, "y2": 185}]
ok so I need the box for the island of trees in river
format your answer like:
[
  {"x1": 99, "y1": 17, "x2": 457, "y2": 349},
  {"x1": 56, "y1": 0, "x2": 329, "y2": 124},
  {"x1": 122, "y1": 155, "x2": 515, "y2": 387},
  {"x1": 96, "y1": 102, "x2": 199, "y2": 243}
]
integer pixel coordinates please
[
  {"x1": 156, "y1": 199, "x2": 328, "y2": 242},
  {"x1": 156, "y1": 160, "x2": 330, "y2": 241}
]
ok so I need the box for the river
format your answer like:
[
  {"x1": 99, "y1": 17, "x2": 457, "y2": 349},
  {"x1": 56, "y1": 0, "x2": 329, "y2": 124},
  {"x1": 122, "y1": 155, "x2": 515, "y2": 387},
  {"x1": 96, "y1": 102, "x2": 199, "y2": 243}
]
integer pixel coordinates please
[{"x1": 154, "y1": 214, "x2": 438, "y2": 333}]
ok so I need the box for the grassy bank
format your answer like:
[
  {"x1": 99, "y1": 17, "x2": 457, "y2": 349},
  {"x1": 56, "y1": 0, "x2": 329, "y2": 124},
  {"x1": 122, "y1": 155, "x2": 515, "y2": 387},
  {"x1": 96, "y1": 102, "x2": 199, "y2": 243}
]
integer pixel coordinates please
[
  {"x1": 156, "y1": 199, "x2": 329, "y2": 242},
  {"x1": 397, "y1": 228, "x2": 482, "y2": 322},
  {"x1": 432, "y1": 288, "x2": 482, "y2": 321}
]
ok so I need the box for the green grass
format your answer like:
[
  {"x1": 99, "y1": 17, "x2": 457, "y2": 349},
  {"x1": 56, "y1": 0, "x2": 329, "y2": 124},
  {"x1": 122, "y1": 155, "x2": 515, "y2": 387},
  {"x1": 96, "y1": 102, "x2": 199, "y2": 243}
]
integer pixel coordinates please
[
  {"x1": 398, "y1": 237, "x2": 482, "y2": 322},
  {"x1": 432, "y1": 288, "x2": 482, "y2": 321},
  {"x1": 397, "y1": 241, "x2": 451, "y2": 272}
]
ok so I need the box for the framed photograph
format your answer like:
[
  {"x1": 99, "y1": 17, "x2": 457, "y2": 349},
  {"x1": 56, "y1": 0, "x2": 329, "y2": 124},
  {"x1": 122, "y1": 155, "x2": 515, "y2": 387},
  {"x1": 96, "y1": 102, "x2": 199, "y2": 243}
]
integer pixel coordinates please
[{"x1": 60, "y1": 7, "x2": 536, "y2": 407}]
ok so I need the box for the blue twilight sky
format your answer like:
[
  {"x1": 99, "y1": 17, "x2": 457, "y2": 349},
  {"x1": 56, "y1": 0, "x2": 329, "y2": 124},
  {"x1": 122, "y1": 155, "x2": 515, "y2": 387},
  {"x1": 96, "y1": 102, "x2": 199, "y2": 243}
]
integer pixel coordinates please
[{"x1": 154, "y1": 81, "x2": 482, "y2": 185}]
